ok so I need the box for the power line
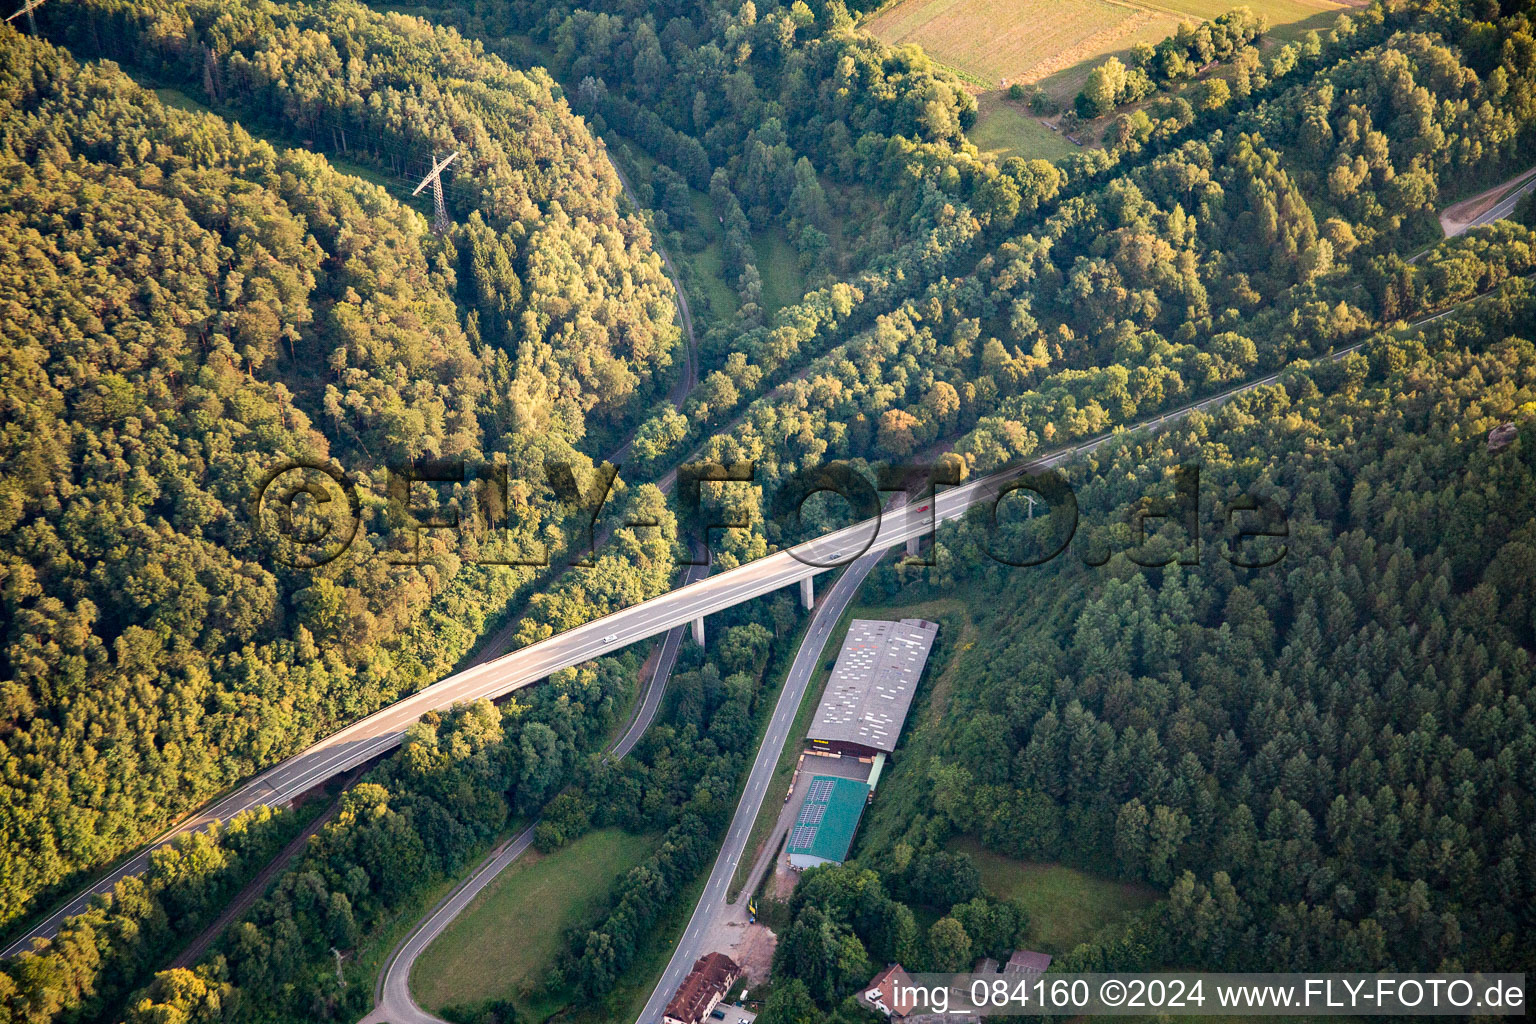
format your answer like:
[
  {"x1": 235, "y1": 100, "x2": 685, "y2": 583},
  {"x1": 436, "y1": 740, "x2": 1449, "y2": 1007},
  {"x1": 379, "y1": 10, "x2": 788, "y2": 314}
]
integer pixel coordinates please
[
  {"x1": 7, "y1": 0, "x2": 47, "y2": 35},
  {"x1": 413, "y1": 150, "x2": 459, "y2": 234},
  {"x1": 296, "y1": 113, "x2": 483, "y2": 207}
]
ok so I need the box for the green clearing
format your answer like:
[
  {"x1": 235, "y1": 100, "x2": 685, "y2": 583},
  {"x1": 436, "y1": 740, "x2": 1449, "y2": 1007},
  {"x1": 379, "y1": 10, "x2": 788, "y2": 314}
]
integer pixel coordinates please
[
  {"x1": 342, "y1": 819, "x2": 524, "y2": 997},
  {"x1": 608, "y1": 134, "x2": 742, "y2": 324},
  {"x1": 950, "y1": 837, "x2": 1161, "y2": 955},
  {"x1": 410, "y1": 828, "x2": 657, "y2": 1015},
  {"x1": 562, "y1": 851, "x2": 715, "y2": 1024},
  {"x1": 152, "y1": 86, "x2": 211, "y2": 115},
  {"x1": 751, "y1": 226, "x2": 809, "y2": 320},
  {"x1": 609, "y1": 134, "x2": 809, "y2": 323},
  {"x1": 322, "y1": 152, "x2": 400, "y2": 194},
  {"x1": 686, "y1": 190, "x2": 741, "y2": 321},
  {"x1": 866, "y1": 0, "x2": 1180, "y2": 95},
  {"x1": 970, "y1": 97, "x2": 1079, "y2": 163}
]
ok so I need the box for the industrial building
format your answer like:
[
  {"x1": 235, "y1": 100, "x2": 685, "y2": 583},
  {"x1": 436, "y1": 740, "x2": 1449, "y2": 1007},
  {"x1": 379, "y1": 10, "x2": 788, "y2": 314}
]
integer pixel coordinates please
[
  {"x1": 785, "y1": 774, "x2": 870, "y2": 869},
  {"x1": 806, "y1": 618, "x2": 939, "y2": 757}
]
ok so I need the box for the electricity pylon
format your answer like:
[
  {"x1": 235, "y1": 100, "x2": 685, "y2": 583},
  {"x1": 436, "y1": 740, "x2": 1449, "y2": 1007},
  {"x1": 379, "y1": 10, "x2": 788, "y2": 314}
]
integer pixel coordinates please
[
  {"x1": 7, "y1": 0, "x2": 48, "y2": 34},
  {"x1": 412, "y1": 150, "x2": 459, "y2": 235}
]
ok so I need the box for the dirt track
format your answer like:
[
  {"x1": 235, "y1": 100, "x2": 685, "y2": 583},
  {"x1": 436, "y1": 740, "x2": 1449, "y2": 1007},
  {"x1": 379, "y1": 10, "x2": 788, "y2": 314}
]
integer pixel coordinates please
[{"x1": 1440, "y1": 166, "x2": 1536, "y2": 238}]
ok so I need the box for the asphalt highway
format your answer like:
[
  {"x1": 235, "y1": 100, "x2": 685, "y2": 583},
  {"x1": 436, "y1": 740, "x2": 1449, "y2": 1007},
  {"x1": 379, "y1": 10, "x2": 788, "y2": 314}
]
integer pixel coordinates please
[
  {"x1": 624, "y1": 301, "x2": 1472, "y2": 1023},
  {"x1": 1, "y1": 460, "x2": 1024, "y2": 956},
  {"x1": 1472, "y1": 173, "x2": 1536, "y2": 229},
  {"x1": 632, "y1": 542, "x2": 888, "y2": 1024},
  {"x1": 1445, "y1": 166, "x2": 1536, "y2": 237},
  {"x1": 363, "y1": 559, "x2": 707, "y2": 1024},
  {"x1": 0, "y1": 293, "x2": 1478, "y2": 959},
  {"x1": 363, "y1": 822, "x2": 538, "y2": 1024}
]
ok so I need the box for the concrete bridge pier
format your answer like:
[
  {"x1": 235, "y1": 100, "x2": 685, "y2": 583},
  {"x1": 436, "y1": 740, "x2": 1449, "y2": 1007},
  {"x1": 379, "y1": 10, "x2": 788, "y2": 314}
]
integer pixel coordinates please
[
  {"x1": 691, "y1": 615, "x2": 706, "y2": 646},
  {"x1": 906, "y1": 534, "x2": 921, "y2": 558},
  {"x1": 799, "y1": 576, "x2": 814, "y2": 610}
]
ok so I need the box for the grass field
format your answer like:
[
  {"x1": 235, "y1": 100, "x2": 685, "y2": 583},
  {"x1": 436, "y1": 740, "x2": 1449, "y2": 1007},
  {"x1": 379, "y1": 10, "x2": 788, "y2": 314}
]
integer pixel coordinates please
[
  {"x1": 951, "y1": 837, "x2": 1161, "y2": 954},
  {"x1": 410, "y1": 828, "x2": 656, "y2": 1015},
  {"x1": 864, "y1": 0, "x2": 1349, "y2": 161},
  {"x1": 152, "y1": 86, "x2": 212, "y2": 115},
  {"x1": 685, "y1": 191, "x2": 741, "y2": 320},
  {"x1": 609, "y1": 134, "x2": 810, "y2": 326},
  {"x1": 970, "y1": 97, "x2": 1079, "y2": 163},
  {"x1": 751, "y1": 227, "x2": 809, "y2": 319},
  {"x1": 869, "y1": 0, "x2": 1179, "y2": 94}
]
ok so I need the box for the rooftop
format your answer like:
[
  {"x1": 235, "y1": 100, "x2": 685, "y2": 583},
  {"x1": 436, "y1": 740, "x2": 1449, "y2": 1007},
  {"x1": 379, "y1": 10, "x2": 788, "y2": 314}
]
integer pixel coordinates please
[
  {"x1": 1005, "y1": 949, "x2": 1053, "y2": 973},
  {"x1": 664, "y1": 951, "x2": 740, "y2": 1023},
  {"x1": 785, "y1": 774, "x2": 869, "y2": 865},
  {"x1": 863, "y1": 963, "x2": 919, "y2": 1016},
  {"x1": 806, "y1": 619, "x2": 938, "y2": 753}
]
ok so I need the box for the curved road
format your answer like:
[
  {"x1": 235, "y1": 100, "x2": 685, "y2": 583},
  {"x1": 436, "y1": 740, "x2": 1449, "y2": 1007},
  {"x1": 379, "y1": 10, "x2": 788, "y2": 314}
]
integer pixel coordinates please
[
  {"x1": 362, "y1": 561, "x2": 706, "y2": 1024},
  {"x1": 0, "y1": 291, "x2": 1483, "y2": 959},
  {"x1": 1441, "y1": 165, "x2": 1536, "y2": 238},
  {"x1": 356, "y1": 299, "x2": 1474, "y2": 1024},
  {"x1": 0, "y1": 135, "x2": 693, "y2": 965},
  {"x1": 628, "y1": 305, "x2": 1479, "y2": 1023}
]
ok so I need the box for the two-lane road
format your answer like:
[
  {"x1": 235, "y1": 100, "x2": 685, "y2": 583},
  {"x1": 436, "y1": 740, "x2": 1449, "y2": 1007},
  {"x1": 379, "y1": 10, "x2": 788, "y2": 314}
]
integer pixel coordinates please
[
  {"x1": 625, "y1": 298, "x2": 1488, "y2": 1022},
  {"x1": 1441, "y1": 165, "x2": 1536, "y2": 238},
  {"x1": 361, "y1": 561, "x2": 708, "y2": 1024},
  {"x1": 3, "y1": 290, "x2": 1483, "y2": 958},
  {"x1": 633, "y1": 539, "x2": 889, "y2": 1024}
]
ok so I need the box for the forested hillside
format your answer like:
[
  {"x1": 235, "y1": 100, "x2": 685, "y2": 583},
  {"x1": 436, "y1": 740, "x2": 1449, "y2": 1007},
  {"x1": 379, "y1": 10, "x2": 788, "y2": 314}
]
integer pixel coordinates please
[
  {"x1": 47, "y1": 0, "x2": 683, "y2": 443},
  {"x1": 0, "y1": 10, "x2": 681, "y2": 936},
  {"x1": 5, "y1": 0, "x2": 1536, "y2": 1021},
  {"x1": 866, "y1": 276, "x2": 1536, "y2": 976},
  {"x1": 676, "y1": 0, "x2": 1536, "y2": 564}
]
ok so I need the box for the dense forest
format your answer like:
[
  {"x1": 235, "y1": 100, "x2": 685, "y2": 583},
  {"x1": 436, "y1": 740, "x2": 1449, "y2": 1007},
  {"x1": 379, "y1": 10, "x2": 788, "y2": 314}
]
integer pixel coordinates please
[
  {"x1": 0, "y1": 807, "x2": 293, "y2": 1024},
  {"x1": 673, "y1": 0, "x2": 1536, "y2": 559},
  {"x1": 0, "y1": 6, "x2": 683, "y2": 941},
  {"x1": 1075, "y1": 7, "x2": 1268, "y2": 120},
  {"x1": 748, "y1": 275, "x2": 1536, "y2": 1021},
  {"x1": 0, "y1": 587, "x2": 798, "y2": 1024},
  {"x1": 4, "y1": 0, "x2": 1536, "y2": 1021},
  {"x1": 863, "y1": 276, "x2": 1536, "y2": 979},
  {"x1": 46, "y1": 0, "x2": 684, "y2": 443}
]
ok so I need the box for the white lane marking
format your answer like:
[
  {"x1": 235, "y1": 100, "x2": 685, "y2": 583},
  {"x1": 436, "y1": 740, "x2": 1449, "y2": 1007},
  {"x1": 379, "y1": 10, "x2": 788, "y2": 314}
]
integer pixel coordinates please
[{"x1": 22, "y1": 294, "x2": 1502, "y2": 955}]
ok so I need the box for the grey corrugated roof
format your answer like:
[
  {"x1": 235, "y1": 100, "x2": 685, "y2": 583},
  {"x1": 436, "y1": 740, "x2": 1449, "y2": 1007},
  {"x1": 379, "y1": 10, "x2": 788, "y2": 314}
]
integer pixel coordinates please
[{"x1": 806, "y1": 618, "x2": 938, "y2": 753}]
